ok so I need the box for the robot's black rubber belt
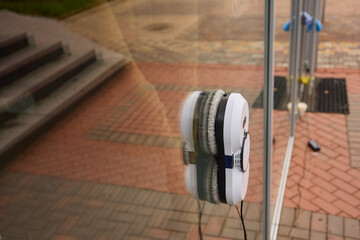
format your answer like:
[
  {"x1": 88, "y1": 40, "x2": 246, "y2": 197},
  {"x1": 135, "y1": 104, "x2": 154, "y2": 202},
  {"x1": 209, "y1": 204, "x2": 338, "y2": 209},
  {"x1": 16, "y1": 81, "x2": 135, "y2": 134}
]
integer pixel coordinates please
[{"x1": 215, "y1": 93, "x2": 229, "y2": 204}]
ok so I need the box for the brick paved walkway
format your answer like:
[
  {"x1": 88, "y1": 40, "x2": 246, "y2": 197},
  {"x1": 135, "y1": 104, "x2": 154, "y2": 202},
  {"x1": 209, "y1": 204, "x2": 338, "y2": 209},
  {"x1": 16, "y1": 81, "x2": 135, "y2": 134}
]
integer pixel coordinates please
[
  {"x1": 4, "y1": 63, "x2": 360, "y2": 219},
  {"x1": 62, "y1": 0, "x2": 360, "y2": 68},
  {"x1": 0, "y1": 171, "x2": 358, "y2": 240},
  {"x1": 273, "y1": 68, "x2": 360, "y2": 220},
  {"x1": 5, "y1": 63, "x2": 265, "y2": 201}
]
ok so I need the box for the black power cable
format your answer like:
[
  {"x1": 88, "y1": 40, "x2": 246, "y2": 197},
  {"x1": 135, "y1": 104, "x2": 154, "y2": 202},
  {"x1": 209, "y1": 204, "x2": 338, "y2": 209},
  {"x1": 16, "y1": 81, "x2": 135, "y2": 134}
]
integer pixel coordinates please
[
  {"x1": 197, "y1": 200, "x2": 247, "y2": 240},
  {"x1": 197, "y1": 199, "x2": 203, "y2": 240},
  {"x1": 235, "y1": 201, "x2": 247, "y2": 240},
  {"x1": 289, "y1": 117, "x2": 312, "y2": 236}
]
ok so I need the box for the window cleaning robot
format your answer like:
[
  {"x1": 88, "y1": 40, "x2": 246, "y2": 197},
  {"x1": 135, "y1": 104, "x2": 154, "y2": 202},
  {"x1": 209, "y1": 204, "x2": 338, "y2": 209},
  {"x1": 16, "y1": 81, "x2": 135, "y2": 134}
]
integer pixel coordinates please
[{"x1": 180, "y1": 90, "x2": 250, "y2": 206}]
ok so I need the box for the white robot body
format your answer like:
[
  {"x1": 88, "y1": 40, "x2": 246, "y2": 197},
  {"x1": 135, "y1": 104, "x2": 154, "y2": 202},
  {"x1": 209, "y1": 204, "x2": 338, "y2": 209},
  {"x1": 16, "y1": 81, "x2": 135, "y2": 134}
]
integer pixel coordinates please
[
  {"x1": 180, "y1": 91, "x2": 250, "y2": 206},
  {"x1": 181, "y1": 91, "x2": 201, "y2": 199},
  {"x1": 223, "y1": 93, "x2": 250, "y2": 205}
]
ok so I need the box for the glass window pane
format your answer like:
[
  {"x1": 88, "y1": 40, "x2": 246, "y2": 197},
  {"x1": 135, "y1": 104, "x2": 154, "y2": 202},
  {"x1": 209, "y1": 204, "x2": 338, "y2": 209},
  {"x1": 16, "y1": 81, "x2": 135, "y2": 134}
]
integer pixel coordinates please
[
  {"x1": 0, "y1": 0, "x2": 272, "y2": 239},
  {"x1": 276, "y1": 0, "x2": 360, "y2": 239}
]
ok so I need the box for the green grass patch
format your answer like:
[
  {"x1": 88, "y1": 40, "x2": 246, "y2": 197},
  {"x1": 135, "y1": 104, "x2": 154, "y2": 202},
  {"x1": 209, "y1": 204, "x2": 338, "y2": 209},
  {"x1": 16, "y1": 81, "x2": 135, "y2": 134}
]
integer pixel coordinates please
[{"x1": 0, "y1": 0, "x2": 107, "y2": 18}]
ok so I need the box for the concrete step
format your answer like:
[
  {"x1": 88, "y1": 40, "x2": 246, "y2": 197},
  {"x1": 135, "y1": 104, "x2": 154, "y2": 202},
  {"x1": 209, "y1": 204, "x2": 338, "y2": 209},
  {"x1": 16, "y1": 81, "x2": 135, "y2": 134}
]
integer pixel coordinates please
[
  {"x1": 0, "y1": 11, "x2": 127, "y2": 164},
  {"x1": 0, "y1": 42, "x2": 64, "y2": 88},
  {"x1": 0, "y1": 50, "x2": 97, "y2": 124},
  {"x1": 0, "y1": 56, "x2": 126, "y2": 164},
  {"x1": 0, "y1": 33, "x2": 29, "y2": 58},
  {"x1": 0, "y1": 42, "x2": 36, "y2": 67}
]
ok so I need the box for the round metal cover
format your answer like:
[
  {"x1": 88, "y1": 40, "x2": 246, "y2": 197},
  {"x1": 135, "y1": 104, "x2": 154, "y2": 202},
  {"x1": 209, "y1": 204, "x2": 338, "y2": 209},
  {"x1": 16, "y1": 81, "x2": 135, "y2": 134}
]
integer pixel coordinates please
[{"x1": 143, "y1": 23, "x2": 173, "y2": 31}]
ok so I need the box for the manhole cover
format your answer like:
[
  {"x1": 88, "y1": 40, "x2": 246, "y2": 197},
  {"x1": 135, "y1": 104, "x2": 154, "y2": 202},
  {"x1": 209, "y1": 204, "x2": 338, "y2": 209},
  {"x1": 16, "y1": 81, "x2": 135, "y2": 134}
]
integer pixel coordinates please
[{"x1": 143, "y1": 23, "x2": 173, "y2": 31}]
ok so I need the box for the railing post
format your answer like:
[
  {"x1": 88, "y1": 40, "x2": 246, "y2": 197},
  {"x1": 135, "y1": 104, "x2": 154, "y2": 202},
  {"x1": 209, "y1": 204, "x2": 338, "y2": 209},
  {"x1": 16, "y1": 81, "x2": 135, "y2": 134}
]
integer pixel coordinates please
[{"x1": 263, "y1": 0, "x2": 275, "y2": 239}]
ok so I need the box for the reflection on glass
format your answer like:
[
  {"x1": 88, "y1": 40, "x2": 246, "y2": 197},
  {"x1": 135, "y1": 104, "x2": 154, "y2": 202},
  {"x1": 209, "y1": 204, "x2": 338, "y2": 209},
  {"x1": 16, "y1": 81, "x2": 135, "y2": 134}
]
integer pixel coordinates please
[{"x1": 0, "y1": 0, "x2": 282, "y2": 239}]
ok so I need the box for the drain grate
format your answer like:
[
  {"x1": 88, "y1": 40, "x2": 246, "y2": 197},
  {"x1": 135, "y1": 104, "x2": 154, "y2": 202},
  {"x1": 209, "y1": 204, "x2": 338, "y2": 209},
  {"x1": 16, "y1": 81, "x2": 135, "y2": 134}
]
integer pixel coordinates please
[
  {"x1": 252, "y1": 76, "x2": 290, "y2": 110},
  {"x1": 252, "y1": 77, "x2": 349, "y2": 114},
  {"x1": 143, "y1": 23, "x2": 173, "y2": 32},
  {"x1": 316, "y1": 78, "x2": 349, "y2": 114}
]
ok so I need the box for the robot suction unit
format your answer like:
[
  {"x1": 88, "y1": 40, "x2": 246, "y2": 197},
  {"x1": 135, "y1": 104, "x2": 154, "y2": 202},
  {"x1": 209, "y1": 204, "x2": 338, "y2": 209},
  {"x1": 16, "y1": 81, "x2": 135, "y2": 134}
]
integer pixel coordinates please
[{"x1": 180, "y1": 90, "x2": 250, "y2": 205}]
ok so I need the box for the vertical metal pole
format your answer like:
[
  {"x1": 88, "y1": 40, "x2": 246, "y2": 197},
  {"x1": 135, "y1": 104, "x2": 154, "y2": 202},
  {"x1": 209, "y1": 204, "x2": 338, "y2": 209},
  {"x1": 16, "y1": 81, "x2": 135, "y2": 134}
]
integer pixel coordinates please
[
  {"x1": 264, "y1": 0, "x2": 275, "y2": 239},
  {"x1": 314, "y1": 26, "x2": 319, "y2": 70},
  {"x1": 309, "y1": 0, "x2": 320, "y2": 95},
  {"x1": 287, "y1": 0, "x2": 295, "y2": 94},
  {"x1": 305, "y1": 0, "x2": 312, "y2": 68},
  {"x1": 290, "y1": 0, "x2": 303, "y2": 137},
  {"x1": 299, "y1": 0, "x2": 307, "y2": 100},
  {"x1": 306, "y1": 0, "x2": 315, "y2": 76},
  {"x1": 321, "y1": 0, "x2": 326, "y2": 23}
]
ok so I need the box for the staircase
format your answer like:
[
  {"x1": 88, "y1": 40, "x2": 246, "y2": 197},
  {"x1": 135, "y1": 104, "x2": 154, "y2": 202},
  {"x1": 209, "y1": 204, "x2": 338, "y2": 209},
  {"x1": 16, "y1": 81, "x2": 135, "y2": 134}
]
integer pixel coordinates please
[{"x1": 0, "y1": 32, "x2": 126, "y2": 164}]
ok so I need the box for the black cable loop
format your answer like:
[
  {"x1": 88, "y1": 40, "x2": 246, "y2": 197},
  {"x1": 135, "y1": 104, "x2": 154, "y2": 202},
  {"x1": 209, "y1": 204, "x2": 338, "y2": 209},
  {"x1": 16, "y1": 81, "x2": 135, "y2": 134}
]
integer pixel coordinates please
[{"x1": 235, "y1": 201, "x2": 247, "y2": 240}]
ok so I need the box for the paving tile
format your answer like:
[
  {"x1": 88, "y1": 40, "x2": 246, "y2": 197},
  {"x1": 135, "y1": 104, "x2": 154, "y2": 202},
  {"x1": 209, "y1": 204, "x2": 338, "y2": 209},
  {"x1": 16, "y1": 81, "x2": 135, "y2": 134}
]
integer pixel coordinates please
[
  {"x1": 294, "y1": 210, "x2": 311, "y2": 229},
  {"x1": 277, "y1": 225, "x2": 291, "y2": 236},
  {"x1": 344, "y1": 218, "x2": 360, "y2": 238},
  {"x1": 127, "y1": 215, "x2": 150, "y2": 236},
  {"x1": 172, "y1": 194, "x2": 190, "y2": 211},
  {"x1": 183, "y1": 198, "x2": 198, "y2": 213},
  {"x1": 121, "y1": 188, "x2": 140, "y2": 204},
  {"x1": 333, "y1": 200, "x2": 359, "y2": 218},
  {"x1": 331, "y1": 179, "x2": 357, "y2": 194},
  {"x1": 90, "y1": 218, "x2": 118, "y2": 231},
  {"x1": 310, "y1": 231, "x2": 326, "y2": 240},
  {"x1": 179, "y1": 212, "x2": 203, "y2": 224},
  {"x1": 204, "y1": 216, "x2": 225, "y2": 236},
  {"x1": 143, "y1": 191, "x2": 163, "y2": 208},
  {"x1": 290, "y1": 228, "x2": 310, "y2": 239},
  {"x1": 243, "y1": 219, "x2": 261, "y2": 232},
  {"x1": 221, "y1": 227, "x2": 244, "y2": 240},
  {"x1": 164, "y1": 220, "x2": 190, "y2": 233},
  {"x1": 143, "y1": 227, "x2": 172, "y2": 240},
  {"x1": 108, "y1": 212, "x2": 137, "y2": 223},
  {"x1": 276, "y1": 235, "x2": 290, "y2": 240},
  {"x1": 148, "y1": 209, "x2": 167, "y2": 228},
  {"x1": 132, "y1": 189, "x2": 152, "y2": 206},
  {"x1": 327, "y1": 234, "x2": 345, "y2": 240},
  {"x1": 53, "y1": 234, "x2": 79, "y2": 240},
  {"x1": 166, "y1": 210, "x2": 183, "y2": 222},
  {"x1": 110, "y1": 222, "x2": 130, "y2": 240},
  {"x1": 311, "y1": 212, "x2": 327, "y2": 232},
  {"x1": 279, "y1": 208, "x2": 295, "y2": 226},
  {"x1": 68, "y1": 226, "x2": 98, "y2": 238},
  {"x1": 312, "y1": 197, "x2": 341, "y2": 216},
  {"x1": 169, "y1": 231, "x2": 187, "y2": 240},
  {"x1": 201, "y1": 202, "x2": 217, "y2": 215},
  {"x1": 157, "y1": 193, "x2": 175, "y2": 210},
  {"x1": 245, "y1": 202, "x2": 261, "y2": 221},
  {"x1": 210, "y1": 204, "x2": 229, "y2": 217},
  {"x1": 328, "y1": 215, "x2": 344, "y2": 236}
]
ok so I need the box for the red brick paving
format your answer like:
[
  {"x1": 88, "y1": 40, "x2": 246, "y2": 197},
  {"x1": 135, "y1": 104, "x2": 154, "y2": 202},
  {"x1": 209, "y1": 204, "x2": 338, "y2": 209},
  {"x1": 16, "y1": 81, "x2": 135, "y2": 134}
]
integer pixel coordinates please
[
  {"x1": 275, "y1": 67, "x2": 360, "y2": 219},
  {"x1": 111, "y1": 90, "x2": 186, "y2": 138},
  {"x1": 5, "y1": 63, "x2": 265, "y2": 202},
  {"x1": 4, "y1": 63, "x2": 360, "y2": 219}
]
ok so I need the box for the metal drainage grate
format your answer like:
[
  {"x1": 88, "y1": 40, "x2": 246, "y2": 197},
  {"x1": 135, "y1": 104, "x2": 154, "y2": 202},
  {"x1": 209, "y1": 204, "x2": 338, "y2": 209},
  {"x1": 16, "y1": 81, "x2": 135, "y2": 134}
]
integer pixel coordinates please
[
  {"x1": 316, "y1": 78, "x2": 349, "y2": 114},
  {"x1": 252, "y1": 76, "x2": 290, "y2": 110},
  {"x1": 252, "y1": 77, "x2": 349, "y2": 114}
]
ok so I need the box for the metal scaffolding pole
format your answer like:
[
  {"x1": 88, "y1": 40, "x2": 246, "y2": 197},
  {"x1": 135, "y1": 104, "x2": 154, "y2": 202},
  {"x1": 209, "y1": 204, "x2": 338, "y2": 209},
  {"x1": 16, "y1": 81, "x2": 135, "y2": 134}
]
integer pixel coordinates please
[
  {"x1": 263, "y1": 0, "x2": 275, "y2": 238},
  {"x1": 309, "y1": 0, "x2": 320, "y2": 95},
  {"x1": 287, "y1": 0, "x2": 295, "y2": 95},
  {"x1": 290, "y1": 0, "x2": 303, "y2": 137}
]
